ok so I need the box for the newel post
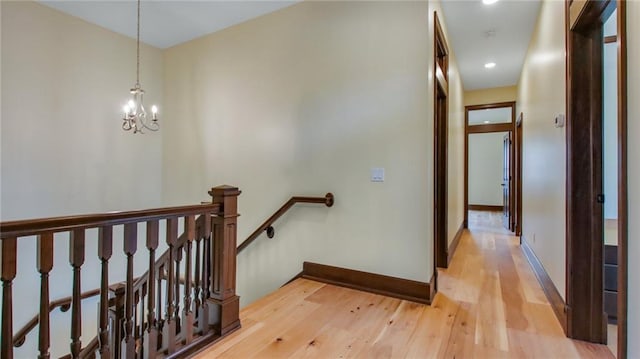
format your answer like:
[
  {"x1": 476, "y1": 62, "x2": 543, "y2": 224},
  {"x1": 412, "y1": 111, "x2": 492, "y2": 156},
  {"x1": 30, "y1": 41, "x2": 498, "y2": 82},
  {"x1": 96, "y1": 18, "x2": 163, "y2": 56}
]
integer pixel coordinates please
[{"x1": 208, "y1": 185, "x2": 241, "y2": 336}]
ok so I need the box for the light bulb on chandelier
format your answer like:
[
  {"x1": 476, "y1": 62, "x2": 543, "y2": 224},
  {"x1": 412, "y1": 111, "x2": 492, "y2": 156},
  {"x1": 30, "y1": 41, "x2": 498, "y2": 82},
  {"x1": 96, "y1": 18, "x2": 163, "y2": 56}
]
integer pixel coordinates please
[{"x1": 121, "y1": 0, "x2": 159, "y2": 134}]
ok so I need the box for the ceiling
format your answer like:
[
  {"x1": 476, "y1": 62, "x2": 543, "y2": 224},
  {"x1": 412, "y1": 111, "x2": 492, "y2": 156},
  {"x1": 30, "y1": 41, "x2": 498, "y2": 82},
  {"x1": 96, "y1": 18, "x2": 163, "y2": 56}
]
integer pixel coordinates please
[
  {"x1": 38, "y1": 1, "x2": 299, "y2": 49},
  {"x1": 440, "y1": 0, "x2": 541, "y2": 90},
  {"x1": 39, "y1": 0, "x2": 540, "y2": 90}
]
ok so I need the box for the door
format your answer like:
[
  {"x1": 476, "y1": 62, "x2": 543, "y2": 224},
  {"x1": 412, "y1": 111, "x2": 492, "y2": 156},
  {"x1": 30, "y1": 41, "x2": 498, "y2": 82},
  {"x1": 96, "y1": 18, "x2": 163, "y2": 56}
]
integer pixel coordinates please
[{"x1": 502, "y1": 133, "x2": 511, "y2": 229}]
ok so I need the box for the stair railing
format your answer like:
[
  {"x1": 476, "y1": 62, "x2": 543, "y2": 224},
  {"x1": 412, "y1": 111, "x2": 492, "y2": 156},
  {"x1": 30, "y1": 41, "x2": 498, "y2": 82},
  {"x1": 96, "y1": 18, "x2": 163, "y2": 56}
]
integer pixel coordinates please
[
  {"x1": 237, "y1": 193, "x2": 333, "y2": 254},
  {"x1": 0, "y1": 185, "x2": 241, "y2": 359}
]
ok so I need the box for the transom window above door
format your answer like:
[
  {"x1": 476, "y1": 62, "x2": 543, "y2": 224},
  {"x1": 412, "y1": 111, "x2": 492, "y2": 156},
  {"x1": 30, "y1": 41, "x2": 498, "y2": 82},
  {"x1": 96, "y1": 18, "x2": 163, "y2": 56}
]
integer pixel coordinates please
[{"x1": 468, "y1": 107, "x2": 512, "y2": 126}]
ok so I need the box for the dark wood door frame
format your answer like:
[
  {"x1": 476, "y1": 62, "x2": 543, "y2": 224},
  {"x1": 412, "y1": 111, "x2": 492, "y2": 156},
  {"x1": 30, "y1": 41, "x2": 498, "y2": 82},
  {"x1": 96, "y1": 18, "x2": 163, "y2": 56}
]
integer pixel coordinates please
[
  {"x1": 433, "y1": 11, "x2": 449, "y2": 273},
  {"x1": 565, "y1": 0, "x2": 627, "y2": 355},
  {"x1": 463, "y1": 101, "x2": 517, "y2": 231},
  {"x1": 514, "y1": 113, "x2": 523, "y2": 236}
]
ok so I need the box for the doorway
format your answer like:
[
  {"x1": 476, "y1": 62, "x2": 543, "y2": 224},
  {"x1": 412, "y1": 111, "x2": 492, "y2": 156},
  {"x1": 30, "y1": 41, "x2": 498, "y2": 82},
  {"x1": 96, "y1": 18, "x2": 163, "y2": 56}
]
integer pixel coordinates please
[
  {"x1": 502, "y1": 132, "x2": 512, "y2": 229},
  {"x1": 565, "y1": 0, "x2": 627, "y2": 356},
  {"x1": 464, "y1": 101, "x2": 519, "y2": 233}
]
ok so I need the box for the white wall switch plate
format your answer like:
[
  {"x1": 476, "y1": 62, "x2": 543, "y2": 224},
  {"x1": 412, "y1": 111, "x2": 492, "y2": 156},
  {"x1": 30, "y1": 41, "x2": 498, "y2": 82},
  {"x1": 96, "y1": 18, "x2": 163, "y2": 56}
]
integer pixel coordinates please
[{"x1": 370, "y1": 167, "x2": 385, "y2": 182}]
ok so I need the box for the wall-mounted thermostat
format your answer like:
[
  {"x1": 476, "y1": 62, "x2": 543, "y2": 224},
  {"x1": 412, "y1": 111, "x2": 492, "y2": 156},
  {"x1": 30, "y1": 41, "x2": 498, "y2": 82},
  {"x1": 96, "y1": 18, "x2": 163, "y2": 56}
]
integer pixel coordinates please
[
  {"x1": 554, "y1": 114, "x2": 565, "y2": 128},
  {"x1": 370, "y1": 168, "x2": 385, "y2": 182}
]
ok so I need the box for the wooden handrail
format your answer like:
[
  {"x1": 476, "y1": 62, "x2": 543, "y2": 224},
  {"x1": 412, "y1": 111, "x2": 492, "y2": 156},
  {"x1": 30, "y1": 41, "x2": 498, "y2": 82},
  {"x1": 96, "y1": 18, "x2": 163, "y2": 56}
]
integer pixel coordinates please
[
  {"x1": 0, "y1": 203, "x2": 220, "y2": 238},
  {"x1": 12, "y1": 288, "x2": 101, "y2": 347},
  {"x1": 237, "y1": 193, "x2": 334, "y2": 254}
]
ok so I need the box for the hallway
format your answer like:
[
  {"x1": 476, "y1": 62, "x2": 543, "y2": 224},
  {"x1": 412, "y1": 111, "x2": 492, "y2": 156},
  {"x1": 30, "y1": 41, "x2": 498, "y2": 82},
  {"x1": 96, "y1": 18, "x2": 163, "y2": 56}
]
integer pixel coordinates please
[{"x1": 194, "y1": 211, "x2": 613, "y2": 358}]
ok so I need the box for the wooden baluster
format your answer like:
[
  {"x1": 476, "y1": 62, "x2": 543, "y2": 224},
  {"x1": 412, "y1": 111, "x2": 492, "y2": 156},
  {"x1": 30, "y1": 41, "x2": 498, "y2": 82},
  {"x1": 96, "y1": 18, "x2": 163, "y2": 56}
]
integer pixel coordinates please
[
  {"x1": 36, "y1": 233, "x2": 54, "y2": 359},
  {"x1": 174, "y1": 245, "x2": 182, "y2": 334},
  {"x1": 133, "y1": 289, "x2": 141, "y2": 357},
  {"x1": 163, "y1": 218, "x2": 178, "y2": 354},
  {"x1": 69, "y1": 229, "x2": 85, "y2": 358},
  {"x1": 123, "y1": 223, "x2": 137, "y2": 358},
  {"x1": 183, "y1": 215, "x2": 196, "y2": 344},
  {"x1": 98, "y1": 226, "x2": 112, "y2": 358},
  {"x1": 1, "y1": 237, "x2": 17, "y2": 359},
  {"x1": 198, "y1": 213, "x2": 211, "y2": 334},
  {"x1": 139, "y1": 283, "x2": 146, "y2": 358},
  {"x1": 109, "y1": 283, "x2": 125, "y2": 358},
  {"x1": 209, "y1": 185, "x2": 241, "y2": 335},
  {"x1": 193, "y1": 223, "x2": 202, "y2": 323},
  {"x1": 157, "y1": 264, "x2": 163, "y2": 333},
  {"x1": 145, "y1": 220, "x2": 159, "y2": 358}
]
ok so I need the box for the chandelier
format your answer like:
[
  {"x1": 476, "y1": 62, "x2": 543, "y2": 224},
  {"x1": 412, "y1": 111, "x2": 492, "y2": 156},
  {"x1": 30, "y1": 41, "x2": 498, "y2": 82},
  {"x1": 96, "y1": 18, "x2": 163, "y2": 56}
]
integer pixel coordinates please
[{"x1": 122, "y1": 0, "x2": 158, "y2": 134}]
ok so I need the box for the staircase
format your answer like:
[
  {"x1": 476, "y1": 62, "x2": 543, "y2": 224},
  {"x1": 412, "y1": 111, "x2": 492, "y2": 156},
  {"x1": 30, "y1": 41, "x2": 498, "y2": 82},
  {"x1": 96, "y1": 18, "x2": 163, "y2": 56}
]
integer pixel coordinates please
[{"x1": 1, "y1": 186, "x2": 334, "y2": 358}]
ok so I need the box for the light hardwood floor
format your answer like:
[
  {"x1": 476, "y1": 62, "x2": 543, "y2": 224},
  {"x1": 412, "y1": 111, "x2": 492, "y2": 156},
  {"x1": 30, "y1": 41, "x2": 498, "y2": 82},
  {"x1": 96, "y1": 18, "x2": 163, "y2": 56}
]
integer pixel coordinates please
[{"x1": 194, "y1": 211, "x2": 613, "y2": 358}]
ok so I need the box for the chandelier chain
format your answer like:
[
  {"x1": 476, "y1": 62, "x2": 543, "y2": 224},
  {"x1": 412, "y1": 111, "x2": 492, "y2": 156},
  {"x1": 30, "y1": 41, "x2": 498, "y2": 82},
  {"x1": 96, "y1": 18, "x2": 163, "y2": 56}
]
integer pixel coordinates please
[{"x1": 136, "y1": 0, "x2": 141, "y2": 86}]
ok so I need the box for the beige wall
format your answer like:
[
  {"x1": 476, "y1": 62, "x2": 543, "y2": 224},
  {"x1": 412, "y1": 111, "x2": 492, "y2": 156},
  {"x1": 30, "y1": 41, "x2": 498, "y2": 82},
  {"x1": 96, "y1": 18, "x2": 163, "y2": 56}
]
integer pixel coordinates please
[
  {"x1": 626, "y1": 3, "x2": 639, "y2": 357},
  {"x1": 447, "y1": 49, "x2": 466, "y2": 246},
  {"x1": 1, "y1": 2, "x2": 164, "y2": 357},
  {"x1": 516, "y1": 0, "x2": 566, "y2": 299},
  {"x1": 464, "y1": 85, "x2": 518, "y2": 107},
  {"x1": 163, "y1": 0, "x2": 464, "y2": 306}
]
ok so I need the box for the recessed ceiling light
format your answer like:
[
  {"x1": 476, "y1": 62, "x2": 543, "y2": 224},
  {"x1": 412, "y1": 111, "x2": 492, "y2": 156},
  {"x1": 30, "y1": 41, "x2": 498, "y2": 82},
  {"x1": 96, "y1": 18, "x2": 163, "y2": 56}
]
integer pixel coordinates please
[
  {"x1": 484, "y1": 62, "x2": 496, "y2": 69},
  {"x1": 483, "y1": 0, "x2": 499, "y2": 4},
  {"x1": 484, "y1": 120, "x2": 491, "y2": 124}
]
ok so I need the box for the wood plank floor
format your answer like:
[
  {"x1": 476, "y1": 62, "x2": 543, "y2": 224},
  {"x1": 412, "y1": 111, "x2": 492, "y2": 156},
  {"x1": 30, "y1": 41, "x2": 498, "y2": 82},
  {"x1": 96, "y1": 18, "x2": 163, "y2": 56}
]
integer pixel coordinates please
[{"x1": 194, "y1": 211, "x2": 614, "y2": 358}]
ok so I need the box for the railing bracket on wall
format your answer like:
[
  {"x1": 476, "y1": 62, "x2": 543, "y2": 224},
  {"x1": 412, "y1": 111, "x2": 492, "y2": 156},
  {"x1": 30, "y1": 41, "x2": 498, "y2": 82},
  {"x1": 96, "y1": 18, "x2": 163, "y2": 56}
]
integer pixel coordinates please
[{"x1": 266, "y1": 226, "x2": 275, "y2": 238}]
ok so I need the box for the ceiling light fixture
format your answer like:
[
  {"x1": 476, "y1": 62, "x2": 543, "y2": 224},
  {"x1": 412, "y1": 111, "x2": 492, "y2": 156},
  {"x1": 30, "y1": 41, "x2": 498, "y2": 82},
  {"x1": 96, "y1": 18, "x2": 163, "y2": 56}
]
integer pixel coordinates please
[
  {"x1": 482, "y1": 0, "x2": 499, "y2": 5},
  {"x1": 122, "y1": 0, "x2": 158, "y2": 134},
  {"x1": 484, "y1": 62, "x2": 496, "y2": 69}
]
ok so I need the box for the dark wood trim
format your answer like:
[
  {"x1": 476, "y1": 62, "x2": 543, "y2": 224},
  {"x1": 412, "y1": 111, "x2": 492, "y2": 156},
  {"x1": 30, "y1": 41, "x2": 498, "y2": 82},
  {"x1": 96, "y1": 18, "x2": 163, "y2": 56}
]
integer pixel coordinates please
[
  {"x1": 429, "y1": 273, "x2": 436, "y2": 301},
  {"x1": 464, "y1": 109, "x2": 469, "y2": 229},
  {"x1": 565, "y1": 0, "x2": 615, "y2": 344},
  {"x1": 433, "y1": 11, "x2": 449, "y2": 271},
  {"x1": 0, "y1": 203, "x2": 221, "y2": 238},
  {"x1": 467, "y1": 123, "x2": 513, "y2": 134},
  {"x1": 447, "y1": 221, "x2": 465, "y2": 265},
  {"x1": 468, "y1": 205, "x2": 503, "y2": 212},
  {"x1": 604, "y1": 35, "x2": 617, "y2": 43},
  {"x1": 302, "y1": 262, "x2": 431, "y2": 305},
  {"x1": 466, "y1": 101, "x2": 516, "y2": 112},
  {"x1": 435, "y1": 63, "x2": 448, "y2": 96},
  {"x1": 515, "y1": 113, "x2": 524, "y2": 236},
  {"x1": 464, "y1": 101, "x2": 517, "y2": 231},
  {"x1": 569, "y1": 0, "x2": 589, "y2": 29},
  {"x1": 616, "y1": 1, "x2": 628, "y2": 356},
  {"x1": 521, "y1": 236, "x2": 568, "y2": 333},
  {"x1": 237, "y1": 193, "x2": 334, "y2": 254}
]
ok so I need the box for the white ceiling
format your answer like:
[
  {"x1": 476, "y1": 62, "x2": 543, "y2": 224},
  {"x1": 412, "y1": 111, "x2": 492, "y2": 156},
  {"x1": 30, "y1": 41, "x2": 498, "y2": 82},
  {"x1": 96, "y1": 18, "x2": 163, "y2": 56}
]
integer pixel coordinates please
[
  {"x1": 440, "y1": 0, "x2": 541, "y2": 90},
  {"x1": 38, "y1": 0, "x2": 540, "y2": 90},
  {"x1": 38, "y1": 1, "x2": 299, "y2": 49}
]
